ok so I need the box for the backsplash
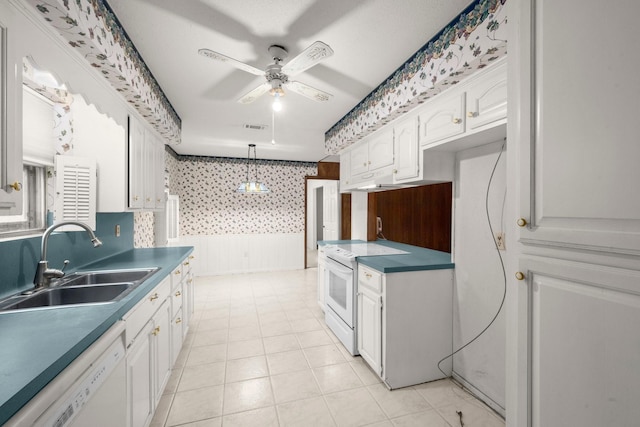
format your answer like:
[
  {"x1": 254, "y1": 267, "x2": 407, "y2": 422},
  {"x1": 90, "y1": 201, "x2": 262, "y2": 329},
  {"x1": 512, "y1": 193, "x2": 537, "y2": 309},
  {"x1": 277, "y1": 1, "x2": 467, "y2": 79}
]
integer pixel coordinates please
[
  {"x1": 174, "y1": 156, "x2": 317, "y2": 235},
  {"x1": 0, "y1": 213, "x2": 134, "y2": 299}
]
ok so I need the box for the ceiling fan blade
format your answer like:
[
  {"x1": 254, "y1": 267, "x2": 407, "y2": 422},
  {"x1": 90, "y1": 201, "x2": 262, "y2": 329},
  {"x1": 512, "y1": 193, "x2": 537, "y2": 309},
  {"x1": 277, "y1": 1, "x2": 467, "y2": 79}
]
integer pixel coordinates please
[
  {"x1": 287, "y1": 81, "x2": 333, "y2": 102},
  {"x1": 238, "y1": 83, "x2": 270, "y2": 104},
  {"x1": 281, "y1": 41, "x2": 334, "y2": 76},
  {"x1": 198, "y1": 48, "x2": 264, "y2": 76}
]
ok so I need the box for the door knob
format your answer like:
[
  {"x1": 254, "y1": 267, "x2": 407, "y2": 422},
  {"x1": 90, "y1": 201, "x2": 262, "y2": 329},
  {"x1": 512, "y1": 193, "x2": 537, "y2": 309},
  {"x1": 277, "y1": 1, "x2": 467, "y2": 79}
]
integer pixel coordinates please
[
  {"x1": 516, "y1": 218, "x2": 528, "y2": 227},
  {"x1": 515, "y1": 271, "x2": 526, "y2": 281}
]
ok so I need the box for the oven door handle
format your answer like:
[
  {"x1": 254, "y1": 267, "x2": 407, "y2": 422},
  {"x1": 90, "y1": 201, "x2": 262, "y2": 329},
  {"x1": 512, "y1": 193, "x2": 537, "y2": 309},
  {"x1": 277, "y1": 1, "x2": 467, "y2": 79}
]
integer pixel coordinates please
[{"x1": 326, "y1": 257, "x2": 354, "y2": 275}]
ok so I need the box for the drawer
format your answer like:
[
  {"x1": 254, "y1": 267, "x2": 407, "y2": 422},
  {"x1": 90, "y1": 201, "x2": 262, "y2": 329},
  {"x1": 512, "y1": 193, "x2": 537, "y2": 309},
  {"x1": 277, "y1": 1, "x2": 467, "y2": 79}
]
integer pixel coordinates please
[
  {"x1": 170, "y1": 265, "x2": 183, "y2": 290},
  {"x1": 358, "y1": 265, "x2": 382, "y2": 293},
  {"x1": 171, "y1": 284, "x2": 183, "y2": 318},
  {"x1": 124, "y1": 276, "x2": 171, "y2": 346}
]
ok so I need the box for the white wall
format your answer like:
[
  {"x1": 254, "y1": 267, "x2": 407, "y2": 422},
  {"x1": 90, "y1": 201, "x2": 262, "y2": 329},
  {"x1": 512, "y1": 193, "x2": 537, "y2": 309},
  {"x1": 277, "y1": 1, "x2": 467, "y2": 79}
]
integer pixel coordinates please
[
  {"x1": 452, "y1": 140, "x2": 507, "y2": 413},
  {"x1": 179, "y1": 234, "x2": 304, "y2": 276},
  {"x1": 351, "y1": 192, "x2": 368, "y2": 240}
]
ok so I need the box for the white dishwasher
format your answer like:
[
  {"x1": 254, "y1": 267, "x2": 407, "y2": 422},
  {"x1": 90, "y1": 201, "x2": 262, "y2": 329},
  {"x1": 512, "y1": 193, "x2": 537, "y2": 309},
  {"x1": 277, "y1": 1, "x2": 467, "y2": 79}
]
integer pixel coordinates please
[{"x1": 6, "y1": 321, "x2": 127, "y2": 427}]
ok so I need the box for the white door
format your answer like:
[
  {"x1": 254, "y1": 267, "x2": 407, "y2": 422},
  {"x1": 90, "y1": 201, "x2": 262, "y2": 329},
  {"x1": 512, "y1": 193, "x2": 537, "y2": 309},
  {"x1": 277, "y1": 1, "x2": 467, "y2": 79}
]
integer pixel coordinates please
[
  {"x1": 322, "y1": 181, "x2": 339, "y2": 241},
  {"x1": 508, "y1": 1, "x2": 640, "y2": 426}
]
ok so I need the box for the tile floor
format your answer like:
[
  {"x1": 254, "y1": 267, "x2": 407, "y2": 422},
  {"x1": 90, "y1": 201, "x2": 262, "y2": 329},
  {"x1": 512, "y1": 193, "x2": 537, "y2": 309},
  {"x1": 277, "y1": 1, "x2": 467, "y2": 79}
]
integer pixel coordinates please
[{"x1": 151, "y1": 269, "x2": 505, "y2": 427}]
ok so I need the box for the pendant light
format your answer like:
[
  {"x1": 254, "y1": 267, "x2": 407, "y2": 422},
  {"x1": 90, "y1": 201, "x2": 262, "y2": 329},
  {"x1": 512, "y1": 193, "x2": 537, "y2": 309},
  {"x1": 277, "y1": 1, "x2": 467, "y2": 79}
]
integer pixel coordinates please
[{"x1": 236, "y1": 144, "x2": 270, "y2": 193}]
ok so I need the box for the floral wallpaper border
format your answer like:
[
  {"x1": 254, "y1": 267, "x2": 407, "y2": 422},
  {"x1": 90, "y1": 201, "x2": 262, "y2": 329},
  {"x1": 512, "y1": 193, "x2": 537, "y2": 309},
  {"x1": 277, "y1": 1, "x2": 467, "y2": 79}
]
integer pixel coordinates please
[
  {"x1": 325, "y1": 0, "x2": 508, "y2": 154},
  {"x1": 26, "y1": 0, "x2": 181, "y2": 145}
]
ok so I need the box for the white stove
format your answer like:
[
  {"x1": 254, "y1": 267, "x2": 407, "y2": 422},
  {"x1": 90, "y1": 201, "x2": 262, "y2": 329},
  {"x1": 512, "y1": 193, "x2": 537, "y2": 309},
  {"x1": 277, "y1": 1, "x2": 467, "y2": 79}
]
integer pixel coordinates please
[{"x1": 322, "y1": 242, "x2": 408, "y2": 355}]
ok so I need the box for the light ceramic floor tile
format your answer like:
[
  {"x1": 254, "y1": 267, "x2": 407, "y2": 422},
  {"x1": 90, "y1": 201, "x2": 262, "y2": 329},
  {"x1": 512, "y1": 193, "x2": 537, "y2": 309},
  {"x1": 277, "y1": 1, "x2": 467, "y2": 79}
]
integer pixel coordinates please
[
  {"x1": 313, "y1": 363, "x2": 363, "y2": 394},
  {"x1": 271, "y1": 369, "x2": 322, "y2": 403},
  {"x1": 303, "y1": 344, "x2": 346, "y2": 368},
  {"x1": 225, "y1": 355, "x2": 269, "y2": 383},
  {"x1": 277, "y1": 396, "x2": 337, "y2": 427},
  {"x1": 221, "y1": 406, "x2": 279, "y2": 427},
  {"x1": 266, "y1": 349, "x2": 310, "y2": 375},
  {"x1": 365, "y1": 421, "x2": 393, "y2": 427},
  {"x1": 297, "y1": 329, "x2": 333, "y2": 348},
  {"x1": 229, "y1": 314, "x2": 260, "y2": 329},
  {"x1": 228, "y1": 325, "x2": 262, "y2": 342},
  {"x1": 178, "y1": 361, "x2": 225, "y2": 392},
  {"x1": 260, "y1": 320, "x2": 294, "y2": 337},
  {"x1": 324, "y1": 387, "x2": 387, "y2": 427},
  {"x1": 166, "y1": 385, "x2": 224, "y2": 426},
  {"x1": 367, "y1": 383, "x2": 432, "y2": 418},
  {"x1": 197, "y1": 316, "x2": 229, "y2": 331},
  {"x1": 291, "y1": 317, "x2": 323, "y2": 333},
  {"x1": 390, "y1": 409, "x2": 449, "y2": 427},
  {"x1": 437, "y1": 399, "x2": 505, "y2": 427},
  {"x1": 171, "y1": 418, "x2": 222, "y2": 427},
  {"x1": 222, "y1": 377, "x2": 274, "y2": 415},
  {"x1": 259, "y1": 310, "x2": 289, "y2": 324},
  {"x1": 349, "y1": 360, "x2": 382, "y2": 386},
  {"x1": 285, "y1": 307, "x2": 315, "y2": 321},
  {"x1": 226, "y1": 338, "x2": 264, "y2": 360},
  {"x1": 263, "y1": 334, "x2": 301, "y2": 354},
  {"x1": 192, "y1": 329, "x2": 228, "y2": 347},
  {"x1": 413, "y1": 379, "x2": 473, "y2": 409},
  {"x1": 186, "y1": 344, "x2": 227, "y2": 366},
  {"x1": 150, "y1": 393, "x2": 173, "y2": 427}
]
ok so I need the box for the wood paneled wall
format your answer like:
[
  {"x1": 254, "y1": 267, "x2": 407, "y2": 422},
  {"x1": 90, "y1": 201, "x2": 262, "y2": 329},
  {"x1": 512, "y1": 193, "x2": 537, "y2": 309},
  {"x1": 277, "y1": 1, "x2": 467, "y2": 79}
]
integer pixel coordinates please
[
  {"x1": 367, "y1": 183, "x2": 452, "y2": 252},
  {"x1": 341, "y1": 193, "x2": 351, "y2": 240}
]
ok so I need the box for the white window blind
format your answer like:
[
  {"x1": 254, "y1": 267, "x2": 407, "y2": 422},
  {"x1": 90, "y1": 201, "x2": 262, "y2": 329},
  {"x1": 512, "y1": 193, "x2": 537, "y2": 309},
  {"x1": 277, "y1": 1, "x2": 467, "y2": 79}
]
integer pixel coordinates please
[{"x1": 54, "y1": 155, "x2": 96, "y2": 230}]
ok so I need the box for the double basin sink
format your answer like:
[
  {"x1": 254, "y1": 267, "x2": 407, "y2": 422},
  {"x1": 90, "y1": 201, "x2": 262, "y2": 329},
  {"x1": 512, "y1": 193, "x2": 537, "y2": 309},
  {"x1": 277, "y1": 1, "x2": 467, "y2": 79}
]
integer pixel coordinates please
[{"x1": 0, "y1": 267, "x2": 159, "y2": 312}]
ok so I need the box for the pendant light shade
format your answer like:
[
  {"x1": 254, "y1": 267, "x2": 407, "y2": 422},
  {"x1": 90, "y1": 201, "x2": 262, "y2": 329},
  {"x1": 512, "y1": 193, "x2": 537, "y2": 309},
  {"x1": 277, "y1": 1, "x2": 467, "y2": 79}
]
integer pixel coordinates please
[{"x1": 237, "y1": 144, "x2": 270, "y2": 194}]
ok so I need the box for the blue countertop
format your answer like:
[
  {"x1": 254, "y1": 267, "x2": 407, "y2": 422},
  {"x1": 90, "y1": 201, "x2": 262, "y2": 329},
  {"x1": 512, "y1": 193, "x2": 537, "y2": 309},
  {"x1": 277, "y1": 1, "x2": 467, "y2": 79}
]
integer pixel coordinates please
[
  {"x1": 0, "y1": 246, "x2": 193, "y2": 425},
  {"x1": 320, "y1": 240, "x2": 454, "y2": 273}
]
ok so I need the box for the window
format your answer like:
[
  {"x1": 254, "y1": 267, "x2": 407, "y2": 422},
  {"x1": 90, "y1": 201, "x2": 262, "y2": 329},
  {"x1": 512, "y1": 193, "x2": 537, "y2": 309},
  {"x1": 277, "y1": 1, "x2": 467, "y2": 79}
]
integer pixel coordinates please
[{"x1": 0, "y1": 163, "x2": 47, "y2": 236}]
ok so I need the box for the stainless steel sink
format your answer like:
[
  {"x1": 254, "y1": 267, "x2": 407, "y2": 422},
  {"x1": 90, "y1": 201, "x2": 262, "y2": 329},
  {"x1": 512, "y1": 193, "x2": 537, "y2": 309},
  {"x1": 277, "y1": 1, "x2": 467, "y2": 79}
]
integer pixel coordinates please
[
  {"x1": 0, "y1": 267, "x2": 159, "y2": 312},
  {"x1": 58, "y1": 267, "x2": 159, "y2": 287},
  {"x1": 1, "y1": 284, "x2": 133, "y2": 310}
]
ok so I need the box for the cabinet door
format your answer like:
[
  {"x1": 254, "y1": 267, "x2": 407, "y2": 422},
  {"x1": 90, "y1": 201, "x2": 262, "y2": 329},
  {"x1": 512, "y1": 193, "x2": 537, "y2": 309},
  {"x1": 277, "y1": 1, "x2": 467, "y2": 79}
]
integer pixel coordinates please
[
  {"x1": 152, "y1": 299, "x2": 172, "y2": 403},
  {"x1": 339, "y1": 150, "x2": 350, "y2": 191},
  {"x1": 143, "y1": 132, "x2": 155, "y2": 209},
  {"x1": 128, "y1": 117, "x2": 145, "y2": 209},
  {"x1": 317, "y1": 251, "x2": 326, "y2": 311},
  {"x1": 419, "y1": 92, "x2": 465, "y2": 146},
  {"x1": 170, "y1": 309, "x2": 183, "y2": 365},
  {"x1": 154, "y1": 138, "x2": 165, "y2": 209},
  {"x1": 521, "y1": 258, "x2": 640, "y2": 427},
  {"x1": 350, "y1": 142, "x2": 369, "y2": 176},
  {"x1": 127, "y1": 322, "x2": 153, "y2": 427},
  {"x1": 517, "y1": 0, "x2": 640, "y2": 254},
  {"x1": 368, "y1": 129, "x2": 394, "y2": 171},
  {"x1": 357, "y1": 286, "x2": 382, "y2": 376},
  {"x1": 466, "y1": 60, "x2": 507, "y2": 131},
  {"x1": 393, "y1": 117, "x2": 419, "y2": 181}
]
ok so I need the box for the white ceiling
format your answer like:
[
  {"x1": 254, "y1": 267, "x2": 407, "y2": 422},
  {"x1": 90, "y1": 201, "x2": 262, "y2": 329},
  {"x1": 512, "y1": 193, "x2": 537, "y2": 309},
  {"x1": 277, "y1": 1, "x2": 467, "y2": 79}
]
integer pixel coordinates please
[{"x1": 105, "y1": 0, "x2": 473, "y2": 162}]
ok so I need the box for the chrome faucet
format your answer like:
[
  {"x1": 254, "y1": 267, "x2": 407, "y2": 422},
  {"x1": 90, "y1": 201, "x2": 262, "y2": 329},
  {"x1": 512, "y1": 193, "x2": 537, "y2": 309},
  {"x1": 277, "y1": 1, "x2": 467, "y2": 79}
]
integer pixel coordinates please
[{"x1": 33, "y1": 221, "x2": 103, "y2": 289}]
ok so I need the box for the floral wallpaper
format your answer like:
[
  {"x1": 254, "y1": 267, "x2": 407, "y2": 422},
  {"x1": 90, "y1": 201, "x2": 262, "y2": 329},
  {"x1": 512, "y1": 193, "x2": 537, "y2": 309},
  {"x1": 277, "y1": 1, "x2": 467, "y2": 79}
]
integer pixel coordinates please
[
  {"x1": 174, "y1": 156, "x2": 317, "y2": 235},
  {"x1": 133, "y1": 211, "x2": 155, "y2": 248},
  {"x1": 325, "y1": 0, "x2": 508, "y2": 153},
  {"x1": 165, "y1": 147, "x2": 181, "y2": 196},
  {"x1": 26, "y1": 0, "x2": 181, "y2": 145}
]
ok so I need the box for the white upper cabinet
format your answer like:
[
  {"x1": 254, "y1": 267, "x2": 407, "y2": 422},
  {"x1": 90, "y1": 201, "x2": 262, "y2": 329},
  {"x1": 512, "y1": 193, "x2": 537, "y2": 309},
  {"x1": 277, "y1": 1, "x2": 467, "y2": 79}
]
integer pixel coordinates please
[
  {"x1": 0, "y1": 6, "x2": 23, "y2": 216},
  {"x1": 393, "y1": 116, "x2": 419, "y2": 182},
  {"x1": 368, "y1": 129, "x2": 394, "y2": 171},
  {"x1": 128, "y1": 116, "x2": 145, "y2": 209},
  {"x1": 419, "y1": 92, "x2": 465, "y2": 146},
  {"x1": 339, "y1": 148, "x2": 351, "y2": 191},
  {"x1": 466, "y1": 60, "x2": 507, "y2": 131},
  {"x1": 349, "y1": 141, "x2": 369, "y2": 176}
]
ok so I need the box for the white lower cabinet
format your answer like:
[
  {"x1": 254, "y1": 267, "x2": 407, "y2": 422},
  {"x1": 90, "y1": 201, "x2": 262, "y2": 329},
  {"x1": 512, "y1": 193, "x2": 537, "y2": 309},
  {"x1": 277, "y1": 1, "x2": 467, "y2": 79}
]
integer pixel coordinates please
[
  {"x1": 317, "y1": 248, "x2": 327, "y2": 311},
  {"x1": 124, "y1": 256, "x2": 195, "y2": 427},
  {"x1": 357, "y1": 264, "x2": 453, "y2": 389}
]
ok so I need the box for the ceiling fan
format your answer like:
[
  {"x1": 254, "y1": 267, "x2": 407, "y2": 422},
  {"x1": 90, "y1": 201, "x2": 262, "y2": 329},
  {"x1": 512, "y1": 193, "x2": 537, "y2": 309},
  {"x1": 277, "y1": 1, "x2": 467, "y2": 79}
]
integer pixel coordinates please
[{"x1": 198, "y1": 41, "x2": 334, "y2": 105}]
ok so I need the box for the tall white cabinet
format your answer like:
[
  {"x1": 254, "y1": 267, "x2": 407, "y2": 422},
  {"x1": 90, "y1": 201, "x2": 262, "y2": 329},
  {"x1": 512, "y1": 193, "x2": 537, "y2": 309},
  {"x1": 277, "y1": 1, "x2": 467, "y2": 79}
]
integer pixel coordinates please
[{"x1": 508, "y1": 1, "x2": 640, "y2": 426}]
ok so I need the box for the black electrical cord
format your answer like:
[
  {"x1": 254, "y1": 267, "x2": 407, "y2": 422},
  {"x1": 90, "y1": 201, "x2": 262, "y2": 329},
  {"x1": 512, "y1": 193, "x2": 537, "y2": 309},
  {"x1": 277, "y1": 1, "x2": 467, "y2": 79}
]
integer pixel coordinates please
[{"x1": 437, "y1": 138, "x2": 507, "y2": 379}]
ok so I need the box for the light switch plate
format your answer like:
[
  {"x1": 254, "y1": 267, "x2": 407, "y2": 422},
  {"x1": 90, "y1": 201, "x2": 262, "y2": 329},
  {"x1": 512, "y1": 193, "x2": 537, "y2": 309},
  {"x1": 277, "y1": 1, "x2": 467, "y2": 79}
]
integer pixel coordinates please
[{"x1": 115, "y1": 224, "x2": 120, "y2": 237}]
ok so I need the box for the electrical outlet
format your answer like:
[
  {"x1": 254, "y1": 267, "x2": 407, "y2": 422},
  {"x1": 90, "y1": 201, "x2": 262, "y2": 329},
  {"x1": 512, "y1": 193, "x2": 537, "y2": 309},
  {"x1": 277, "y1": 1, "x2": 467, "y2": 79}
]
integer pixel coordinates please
[
  {"x1": 494, "y1": 232, "x2": 505, "y2": 250},
  {"x1": 115, "y1": 224, "x2": 120, "y2": 237}
]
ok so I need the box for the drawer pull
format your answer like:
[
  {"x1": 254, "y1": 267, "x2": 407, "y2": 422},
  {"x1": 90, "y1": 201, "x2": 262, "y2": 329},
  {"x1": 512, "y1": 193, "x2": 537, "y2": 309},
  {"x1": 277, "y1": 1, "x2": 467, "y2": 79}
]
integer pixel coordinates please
[
  {"x1": 152, "y1": 326, "x2": 160, "y2": 336},
  {"x1": 175, "y1": 291, "x2": 182, "y2": 297},
  {"x1": 149, "y1": 293, "x2": 159, "y2": 302},
  {"x1": 175, "y1": 270, "x2": 181, "y2": 275},
  {"x1": 183, "y1": 261, "x2": 190, "y2": 266},
  {"x1": 175, "y1": 318, "x2": 182, "y2": 324},
  {"x1": 187, "y1": 279, "x2": 193, "y2": 284},
  {"x1": 365, "y1": 272, "x2": 372, "y2": 279},
  {"x1": 452, "y1": 118, "x2": 462, "y2": 124},
  {"x1": 189, "y1": 255, "x2": 195, "y2": 259}
]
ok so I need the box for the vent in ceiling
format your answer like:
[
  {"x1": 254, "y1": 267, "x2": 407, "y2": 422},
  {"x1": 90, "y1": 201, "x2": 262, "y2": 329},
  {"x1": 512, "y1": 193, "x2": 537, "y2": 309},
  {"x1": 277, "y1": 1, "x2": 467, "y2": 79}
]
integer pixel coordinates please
[{"x1": 243, "y1": 124, "x2": 267, "y2": 131}]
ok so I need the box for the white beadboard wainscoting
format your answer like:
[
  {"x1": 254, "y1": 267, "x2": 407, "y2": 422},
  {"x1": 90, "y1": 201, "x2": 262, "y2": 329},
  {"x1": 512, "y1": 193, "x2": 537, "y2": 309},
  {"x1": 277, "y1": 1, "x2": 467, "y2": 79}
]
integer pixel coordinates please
[{"x1": 178, "y1": 233, "x2": 304, "y2": 276}]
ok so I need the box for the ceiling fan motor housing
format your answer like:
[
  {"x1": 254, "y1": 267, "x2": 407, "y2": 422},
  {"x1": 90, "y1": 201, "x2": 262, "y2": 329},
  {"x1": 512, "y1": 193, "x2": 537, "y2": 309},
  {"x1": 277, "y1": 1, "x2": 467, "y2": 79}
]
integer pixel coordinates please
[{"x1": 268, "y1": 45, "x2": 288, "y2": 62}]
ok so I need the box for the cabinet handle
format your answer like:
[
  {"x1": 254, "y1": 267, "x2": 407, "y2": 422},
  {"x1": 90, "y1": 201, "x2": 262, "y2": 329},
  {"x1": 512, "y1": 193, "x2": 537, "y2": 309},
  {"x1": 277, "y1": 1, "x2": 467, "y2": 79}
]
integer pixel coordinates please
[
  {"x1": 467, "y1": 111, "x2": 477, "y2": 118},
  {"x1": 175, "y1": 270, "x2": 181, "y2": 275},
  {"x1": 9, "y1": 182, "x2": 22, "y2": 192},
  {"x1": 515, "y1": 271, "x2": 526, "y2": 281},
  {"x1": 183, "y1": 261, "x2": 190, "y2": 266},
  {"x1": 146, "y1": 197, "x2": 151, "y2": 202},
  {"x1": 187, "y1": 279, "x2": 193, "y2": 284},
  {"x1": 452, "y1": 118, "x2": 462, "y2": 124},
  {"x1": 175, "y1": 291, "x2": 182, "y2": 297},
  {"x1": 157, "y1": 198, "x2": 161, "y2": 202},
  {"x1": 152, "y1": 326, "x2": 160, "y2": 336},
  {"x1": 516, "y1": 218, "x2": 528, "y2": 227},
  {"x1": 133, "y1": 195, "x2": 139, "y2": 201},
  {"x1": 189, "y1": 255, "x2": 195, "y2": 260},
  {"x1": 365, "y1": 272, "x2": 372, "y2": 279},
  {"x1": 175, "y1": 318, "x2": 182, "y2": 324},
  {"x1": 149, "y1": 293, "x2": 159, "y2": 301}
]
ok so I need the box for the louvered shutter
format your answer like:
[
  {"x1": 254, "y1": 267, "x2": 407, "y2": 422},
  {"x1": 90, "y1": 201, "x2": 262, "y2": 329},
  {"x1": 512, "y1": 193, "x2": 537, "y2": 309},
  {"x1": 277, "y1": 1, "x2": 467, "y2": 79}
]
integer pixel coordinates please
[{"x1": 54, "y1": 155, "x2": 97, "y2": 230}]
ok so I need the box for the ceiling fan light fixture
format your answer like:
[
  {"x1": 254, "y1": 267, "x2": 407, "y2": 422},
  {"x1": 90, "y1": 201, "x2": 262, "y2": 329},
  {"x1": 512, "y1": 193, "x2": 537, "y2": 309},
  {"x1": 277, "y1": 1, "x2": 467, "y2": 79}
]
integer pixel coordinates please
[{"x1": 272, "y1": 93, "x2": 282, "y2": 112}]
